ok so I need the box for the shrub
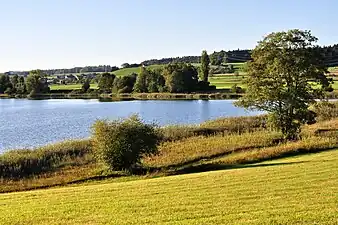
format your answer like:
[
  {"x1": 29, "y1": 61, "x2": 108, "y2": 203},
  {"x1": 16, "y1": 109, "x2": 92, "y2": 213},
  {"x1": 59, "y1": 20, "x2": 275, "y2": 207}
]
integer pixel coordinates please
[
  {"x1": 92, "y1": 115, "x2": 162, "y2": 172},
  {"x1": 313, "y1": 101, "x2": 338, "y2": 121}
]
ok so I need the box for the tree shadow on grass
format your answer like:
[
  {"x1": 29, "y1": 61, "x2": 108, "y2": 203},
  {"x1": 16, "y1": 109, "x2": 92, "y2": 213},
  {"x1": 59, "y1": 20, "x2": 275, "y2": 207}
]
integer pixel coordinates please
[
  {"x1": 151, "y1": 146, "x2": 338, "y2": 176},
  {"x1": 167, "y1": 161, "x2": 310, "y2": 176}
]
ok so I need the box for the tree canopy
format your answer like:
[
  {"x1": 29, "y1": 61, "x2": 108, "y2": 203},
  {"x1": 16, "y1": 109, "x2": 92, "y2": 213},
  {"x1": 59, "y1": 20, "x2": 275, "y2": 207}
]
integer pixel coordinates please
[
  {"x1": 236, "y1": 29, "x2": 331, "y2": 140},
  {"x1": 26, "y1": 70, "x2": 50, "y2": 95},
  {"x1": 163, "y1": 63, "x2": 199, "y2": 93},
  {"x1": 200, "y1": 50, "x2": 210, "y2": 82},
  {"x1": 98, "y1": 72, "x2": 115, "y2": 93}
]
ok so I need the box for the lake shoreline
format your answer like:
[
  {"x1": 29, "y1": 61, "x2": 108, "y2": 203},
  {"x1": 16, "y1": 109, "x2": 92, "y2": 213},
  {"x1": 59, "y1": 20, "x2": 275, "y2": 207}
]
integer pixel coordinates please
[
  {"x1": 0, "y1": 92, "x2": 244, "y2": 101},
  {"x1": 1, "y1": 90, "x2": 337, "y2": 101},
  {"x1": 0, "y1": 99, "x2": 264, "y2": 152}
]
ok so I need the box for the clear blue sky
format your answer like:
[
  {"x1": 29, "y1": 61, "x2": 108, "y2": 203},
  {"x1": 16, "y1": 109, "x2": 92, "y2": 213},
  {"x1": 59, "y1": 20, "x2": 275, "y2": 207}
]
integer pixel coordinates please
[{"x1": 1, "y1": 0, "x2": 337, "y2": 72}]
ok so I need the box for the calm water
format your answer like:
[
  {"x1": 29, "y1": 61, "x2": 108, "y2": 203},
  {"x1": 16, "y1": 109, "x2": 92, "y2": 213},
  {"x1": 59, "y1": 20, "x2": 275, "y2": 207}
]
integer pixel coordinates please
[{"x1": 0, "y1": 99, "x2": 262, "y2": 152}]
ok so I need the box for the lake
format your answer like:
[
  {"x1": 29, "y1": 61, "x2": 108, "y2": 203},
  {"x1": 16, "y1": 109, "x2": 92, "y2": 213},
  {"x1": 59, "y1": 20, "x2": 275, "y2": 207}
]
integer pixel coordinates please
[{"x1": 0, "y1": 99, "x2": 262, "y2": 152}]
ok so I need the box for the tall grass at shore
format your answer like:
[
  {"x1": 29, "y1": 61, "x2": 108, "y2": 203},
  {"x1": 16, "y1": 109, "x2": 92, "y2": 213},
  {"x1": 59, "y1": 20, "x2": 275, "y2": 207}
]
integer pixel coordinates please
[
  {"x1": 160, "y1": 115, "x2": 268, "y2": 141},
  {"x1": 207, "y1": 136, "x2": 337, "y2": 166},
  {"x1": 144, "y1": 131, "x2": 281, "y2": 168},
  {"x1": 0, "y1": 140, "x2": 92, "y2": 179}
]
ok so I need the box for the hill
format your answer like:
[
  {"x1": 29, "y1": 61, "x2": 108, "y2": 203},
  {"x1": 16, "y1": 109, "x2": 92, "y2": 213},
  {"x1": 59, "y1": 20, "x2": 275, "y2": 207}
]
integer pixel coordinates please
[
  {"x1": 1, "y1": 149, "x2": 337, "y2": 224},
  {"x1": 113, "y1": 64, "x2": 163, "y2": 77},
  {"x1": 5, "y1": 44, "x2": 338, "y2": 76}
]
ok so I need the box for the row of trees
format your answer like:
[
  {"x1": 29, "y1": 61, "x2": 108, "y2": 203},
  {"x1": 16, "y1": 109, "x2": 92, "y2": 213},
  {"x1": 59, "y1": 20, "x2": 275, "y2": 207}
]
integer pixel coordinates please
[
  {"x1": 97, "y1": 64, "x2": 204, "y2": 94},
  {"x1": 6, "y1": 65, "x2": 119, "y2": 77},
  {"x1": 141, "y1": 46, "x2": 338, "y2": 67},
  {"x1": 96, "y1": 51, "x2": 213, "y2": 94},
  {"x1": 141, "y1": 56, "x2": 200, "y2": 66},
  {"x1": 0, "y1": 70, "x2": 49, "y2": 95}
]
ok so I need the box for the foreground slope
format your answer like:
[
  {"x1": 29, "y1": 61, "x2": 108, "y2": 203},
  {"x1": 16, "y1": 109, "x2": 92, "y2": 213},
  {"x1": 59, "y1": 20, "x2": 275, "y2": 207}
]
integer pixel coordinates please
[{"x1": 1, "y1": 150, "x2": 337, "y2": 225}]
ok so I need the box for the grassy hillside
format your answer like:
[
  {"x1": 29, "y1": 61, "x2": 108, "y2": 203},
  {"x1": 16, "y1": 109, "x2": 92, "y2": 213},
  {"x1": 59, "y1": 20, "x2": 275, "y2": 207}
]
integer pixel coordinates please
[
  {"x1": 113, "y1": 64, "x2": 164, "y2": 77},
  {"x1": 209, "y1": 73, "x2": 338, "y2": 90},
  {"x1": 50, "y1": 83, "x2": 98, "y2": 90},
  {"x1": 112, "y1": 63, "x2": 245, "y2": 77},
  {"x1": 1, "y1": 149, "x2": 337, "y2": 224},
  {"x1": 49, "y1": 64, "x2": 337, "y2": 91},
  {"x1": 209, "y1": 74, "x2": 246, "y2": 89}
]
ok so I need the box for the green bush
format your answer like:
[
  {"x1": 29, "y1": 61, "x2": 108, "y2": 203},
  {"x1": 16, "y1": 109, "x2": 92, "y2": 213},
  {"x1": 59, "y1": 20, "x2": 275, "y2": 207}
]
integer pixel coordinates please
[{"x1": 92, "y1": 115, "x2": 162, "y2": 172}]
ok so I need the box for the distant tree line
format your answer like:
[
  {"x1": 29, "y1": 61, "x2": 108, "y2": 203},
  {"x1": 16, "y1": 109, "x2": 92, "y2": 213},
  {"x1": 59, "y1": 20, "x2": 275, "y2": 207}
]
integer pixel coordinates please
[
  {"x1": 141, "y1": 56, "x2": 200, "y2": 66},
  {"x1": 97, "y1": 64, "x2": 205, "y2": 94},
  {"x1": 120, "y1": 63, "x2": 141, "y2": 69},
  {"x1": 0, "y1": 70, "x2": 49, "y2": 96},
  {"x1": 141, "y1": 45, "x2": 338, "y2": 66},
  {"x1": 95, "y1": 51, "x2": 214, "y2": 94},
  {"x1": 5, "y1": 65, "x2": 119, "y2": 77},
  {"x1": 4, "y1": 44, "x2": 338, "y2": 78}
]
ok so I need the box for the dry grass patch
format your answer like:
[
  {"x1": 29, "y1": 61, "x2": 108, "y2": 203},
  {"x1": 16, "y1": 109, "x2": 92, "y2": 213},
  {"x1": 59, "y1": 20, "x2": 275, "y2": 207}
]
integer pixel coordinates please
[
  {"x1": 212, "y1": 136, "x2": 338, "y2": 166},
  {"x1": 144, "y1": 131, "x2": 281, "y2": 168}
]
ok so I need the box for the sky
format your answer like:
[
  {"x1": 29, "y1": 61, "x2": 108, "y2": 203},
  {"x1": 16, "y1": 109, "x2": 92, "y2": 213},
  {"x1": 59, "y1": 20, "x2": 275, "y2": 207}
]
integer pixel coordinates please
[{"x1": 0, "y1": 0, "x2": 337, "y2": 72}]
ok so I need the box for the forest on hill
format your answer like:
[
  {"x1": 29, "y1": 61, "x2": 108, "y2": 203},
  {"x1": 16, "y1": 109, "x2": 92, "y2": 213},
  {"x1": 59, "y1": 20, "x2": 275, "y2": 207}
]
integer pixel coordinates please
[{"x1": 142, "y1": 44, "x2": 338, "y2": 66}]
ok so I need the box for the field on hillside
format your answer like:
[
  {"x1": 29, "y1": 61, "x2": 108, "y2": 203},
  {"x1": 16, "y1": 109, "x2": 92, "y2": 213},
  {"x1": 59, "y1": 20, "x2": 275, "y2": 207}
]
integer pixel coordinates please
[
  {"x1": 113, "y1": 64, "x2": 164, "y2": 77},
  {"x1": 209, "y1": 74, "x2": 246, "y2": 89},
  {"x1": 50, "y1": 83, "x2": 98, "y2": 90},
  {"x1": 48, "y1": 65, "x2": 338, "y2": 91},
  {"x1": 209, "y1": 74, "x2": 338, "y2": 90},
  {"x1": 1, "y1": 149, "x2": 337, "y2": 224},
  {"x1": 113, "y1": 63, "x2": 245, "y2": 77}
]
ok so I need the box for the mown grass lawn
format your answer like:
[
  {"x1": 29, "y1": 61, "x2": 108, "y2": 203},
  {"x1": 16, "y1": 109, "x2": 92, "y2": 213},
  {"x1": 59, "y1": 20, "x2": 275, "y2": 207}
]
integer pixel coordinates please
[
  {"x1": 209, "y1": 74, "x2": 246, "y2": 89},
  {"x1": 1, "y1": 149, "x2": 337, "y2": 224},
  {"x1": 209, "y1": 74, "x2": 338, "y2": 90}
]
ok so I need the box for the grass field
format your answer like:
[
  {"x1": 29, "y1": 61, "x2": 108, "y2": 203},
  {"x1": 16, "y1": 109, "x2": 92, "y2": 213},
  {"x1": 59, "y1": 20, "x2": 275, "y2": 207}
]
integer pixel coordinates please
[
  {"x1": 1, "y1": 149, "x2": 337, "y2": 224},
  {"x1": 49, "y1": 65, "x2": 337, "y2": 91},
  {"x1": 209, "y1": 74, "x2": 338, "y2": 90},
  {"x1": 113, "y1": 64, "x2": 164, "y2": 77},
  {"x1": 209, "y1": 74, "x2": 246, "y2": 89},
  {"x1": 50, "y1": 83, "x2": 98, "y2": 90}
]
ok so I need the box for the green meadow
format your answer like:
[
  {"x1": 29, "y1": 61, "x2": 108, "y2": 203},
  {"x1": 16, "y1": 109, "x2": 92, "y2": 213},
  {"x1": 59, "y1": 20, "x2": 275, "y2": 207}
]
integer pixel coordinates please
[
  {"x1": 113, "y1": 64, "x2": 164, "y2": 77},
  {"x1": 1, "y1": 149, "x2": 337, "y2": 225}
]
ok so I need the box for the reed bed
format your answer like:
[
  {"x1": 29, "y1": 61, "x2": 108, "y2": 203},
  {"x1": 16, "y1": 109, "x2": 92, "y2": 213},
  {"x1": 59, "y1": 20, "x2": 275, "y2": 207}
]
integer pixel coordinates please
[
  {"x1": 0, "y1": 140, "x2": 92, "y2": 179},
  {"x1": 144, "y1": 131, "x2": 281, "y2": 168}
]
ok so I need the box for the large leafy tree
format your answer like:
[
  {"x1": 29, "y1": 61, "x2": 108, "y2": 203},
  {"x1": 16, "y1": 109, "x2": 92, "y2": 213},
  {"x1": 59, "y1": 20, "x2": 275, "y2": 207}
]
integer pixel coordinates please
[
  {"x1": 163, "y1": 63, "x2": 198, "y2": 93},
  {"x1": 112, "y1": 73, "x2": 137, "y2": 93},
  {"x1": 98, "y1": 72, "x2": 115, "y2": 93},
  {"x1": 236, "y1": 29, "x2": 331, "y2": 140},
  {"x1": 134, "y1": 67, "x2": 165, "y2": 93},
  {"x1": 134, "y1": 67, "x2": 149, "y2": 93},
  {"x1": 82, "y1": 78, "x2": 91, "y2": 93},
  {"x1": 200, "y1": 50, "x2": 210, "y2": 82},
  {"x1": 26, "y1": 70, "x2": 50, "y2": 94},
  {"x1": 147, "y1": 69, "x2": 165, "y2": 93},
  {"x1": 16, "y1": 76, "x2": 26, "y2": 94},
  {"x1": 0, "y1": 75, "x2": 12, "y2": 93}
]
